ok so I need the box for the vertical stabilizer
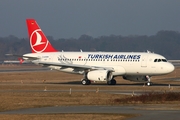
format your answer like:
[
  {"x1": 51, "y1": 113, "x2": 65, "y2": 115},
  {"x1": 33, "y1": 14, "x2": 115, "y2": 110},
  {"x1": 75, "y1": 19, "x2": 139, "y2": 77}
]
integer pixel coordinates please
[{"x1": 26, "y1": 19, "x2": 57, "y2": 53}]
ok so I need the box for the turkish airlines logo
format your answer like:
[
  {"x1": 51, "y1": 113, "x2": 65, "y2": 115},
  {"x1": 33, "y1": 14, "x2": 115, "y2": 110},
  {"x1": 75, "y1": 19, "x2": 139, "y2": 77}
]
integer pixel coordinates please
[{"x1": 30, "y1": 29, "x2": 48, "y2": 53}]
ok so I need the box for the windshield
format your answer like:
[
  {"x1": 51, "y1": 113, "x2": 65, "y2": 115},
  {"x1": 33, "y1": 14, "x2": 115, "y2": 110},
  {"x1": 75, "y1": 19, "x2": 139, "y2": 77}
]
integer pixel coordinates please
[{"x1": 154, "y1": 59, "x2": 167, "y2": 62}]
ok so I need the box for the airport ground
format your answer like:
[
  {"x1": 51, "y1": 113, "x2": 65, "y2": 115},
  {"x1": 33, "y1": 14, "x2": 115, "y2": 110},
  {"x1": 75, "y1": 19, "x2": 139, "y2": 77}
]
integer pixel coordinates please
[{"x1": 0, "y1": 64, "x2": 180, "y2": 120}]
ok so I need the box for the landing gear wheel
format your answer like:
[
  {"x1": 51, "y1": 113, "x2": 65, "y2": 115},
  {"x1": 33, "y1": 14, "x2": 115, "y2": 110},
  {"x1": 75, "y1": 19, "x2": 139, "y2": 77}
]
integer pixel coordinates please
[
  {"x1": 107, "y1": 81, "x2": 111, "y2": 85},
  {"x1": 81, "y1": 79, "x2": 87, "y2": 85},
  {"x1": 87, "y1": 80, "x2": 91, "y2": 85},
  {"x1": 107, "y1": 79, "x2": 116, "y2": 85},
  {"x1": 81, "y1": 79, "x2": 91, "y2": 85},
  {"x1": 147, "y1": 82, "x2": 153, "y2": 86},
  {"x1": 111, "y1": 79, "x2": 116, "y2": 85}
]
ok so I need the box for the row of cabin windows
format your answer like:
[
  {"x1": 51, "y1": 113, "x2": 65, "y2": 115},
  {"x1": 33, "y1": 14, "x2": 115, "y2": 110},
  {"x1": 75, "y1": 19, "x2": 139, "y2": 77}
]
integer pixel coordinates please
[{"x1": 58, "y1": 59, "x2": 140, "y2": 62}]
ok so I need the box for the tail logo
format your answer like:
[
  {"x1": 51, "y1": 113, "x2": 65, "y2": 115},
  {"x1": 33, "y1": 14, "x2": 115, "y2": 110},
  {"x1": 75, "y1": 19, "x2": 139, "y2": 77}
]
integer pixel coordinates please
[{"x1": 30, "y1": 29, "x2": 48, "y2": 53}]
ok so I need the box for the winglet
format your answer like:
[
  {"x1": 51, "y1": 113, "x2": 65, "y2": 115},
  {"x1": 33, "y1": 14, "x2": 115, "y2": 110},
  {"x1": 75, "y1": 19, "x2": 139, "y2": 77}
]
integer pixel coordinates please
[{"x1": 26, "y1": 19, "x2": 57, "y2": 53}]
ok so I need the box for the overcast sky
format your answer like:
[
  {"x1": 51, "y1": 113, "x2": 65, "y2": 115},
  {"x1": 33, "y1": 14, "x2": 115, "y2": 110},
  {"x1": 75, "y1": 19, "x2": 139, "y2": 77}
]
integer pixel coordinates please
[{"x1": 0, "y1": 0, "x2": 180, "y2": 39}]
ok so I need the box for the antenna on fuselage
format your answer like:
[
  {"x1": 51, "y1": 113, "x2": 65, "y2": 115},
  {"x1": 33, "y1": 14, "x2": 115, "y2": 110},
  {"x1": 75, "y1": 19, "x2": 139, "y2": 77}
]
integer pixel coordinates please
[
  {"x1": 146, "y1": 50, "x2": 154, "y2": 53},
  {"x1": 80, "y1": 49, "x2": 83, "y2": 52},
  {"x1": 147, "y1": 50, "x2": 151, "y2": 53}
]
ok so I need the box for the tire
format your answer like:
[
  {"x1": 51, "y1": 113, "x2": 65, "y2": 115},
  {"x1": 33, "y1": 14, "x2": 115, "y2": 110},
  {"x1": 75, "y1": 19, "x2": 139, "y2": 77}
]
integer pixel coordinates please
[
  {"x1": 147, "y1": 82, "x2": 152, "y2": 86},
  {"x1": 81, "y1": 79, "x2": 91, "y2": 85},
  {"x1": 81, "y1": 79, "x2": 87, "y2": 85},
  {"x1": 111, "y1": 79, "x2": 116, "y2": 85},
  {"x1": 87, "y1": 80, "x2": 91, "y2": 85},
  {"x1": 107, "y1": 79, "x2": 116, "y2": 85},
  {"x1": 107, "y1": 81, "x2": 111, "y2": 85}
]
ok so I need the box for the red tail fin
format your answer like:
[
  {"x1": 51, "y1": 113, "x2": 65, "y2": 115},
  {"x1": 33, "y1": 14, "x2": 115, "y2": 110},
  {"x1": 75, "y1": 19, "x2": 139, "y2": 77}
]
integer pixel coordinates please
[{"x1": 26, "y1": 19, "x2": 57, "y2": 53}]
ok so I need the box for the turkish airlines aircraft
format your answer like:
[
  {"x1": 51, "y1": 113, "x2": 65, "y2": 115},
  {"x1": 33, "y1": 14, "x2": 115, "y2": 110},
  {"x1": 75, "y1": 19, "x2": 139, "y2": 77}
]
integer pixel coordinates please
[{"x1": 9, "y1": 19, "x2": 175, "y2": 86}]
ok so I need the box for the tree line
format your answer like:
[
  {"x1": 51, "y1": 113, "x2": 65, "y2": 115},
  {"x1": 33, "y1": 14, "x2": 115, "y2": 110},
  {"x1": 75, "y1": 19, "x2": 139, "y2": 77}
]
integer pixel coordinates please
[{"x1": 1, "y1": 30, "x2": 180, "y2": 61}]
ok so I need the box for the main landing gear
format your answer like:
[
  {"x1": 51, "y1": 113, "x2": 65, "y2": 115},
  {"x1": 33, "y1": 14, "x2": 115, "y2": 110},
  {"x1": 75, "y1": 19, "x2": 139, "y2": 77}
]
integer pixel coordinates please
[
  {"x1": 81, "y1": 78, "x2": 117, "y2": 85},
  {"x1": 81, "y1": 72, "x2": 116, "y2": 85},
  {"x1": 81, "y1": 72, "x2": 91, "y2": 85}
]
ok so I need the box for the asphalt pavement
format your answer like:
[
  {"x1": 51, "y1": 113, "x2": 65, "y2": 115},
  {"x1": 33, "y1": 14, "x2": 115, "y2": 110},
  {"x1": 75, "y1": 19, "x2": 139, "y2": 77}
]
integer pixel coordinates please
[{"x1": 1, "y1": 105, "x2": 180, "y2": 120}]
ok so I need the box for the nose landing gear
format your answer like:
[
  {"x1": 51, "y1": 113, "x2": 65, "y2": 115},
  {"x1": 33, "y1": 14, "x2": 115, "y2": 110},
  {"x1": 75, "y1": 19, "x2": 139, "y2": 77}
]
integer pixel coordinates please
[{"x1": 146, "y1": 75, "x2": 153, "y2": 86}]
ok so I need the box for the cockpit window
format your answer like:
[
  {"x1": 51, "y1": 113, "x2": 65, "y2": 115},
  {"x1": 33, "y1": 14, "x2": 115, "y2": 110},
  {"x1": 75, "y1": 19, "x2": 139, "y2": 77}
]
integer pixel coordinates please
[
  {"x1": 158, "y1": 59, "x2": 161, "y2": 62},
  {"x1": 154, "y1": 59, "x2": 167, "y2": 62},
  {"x1": 162, "y1": 59, "x2": 167, "y2": 62},
  {"x1": 154, "y1": 59, "x2": 157, "y2": 62}
]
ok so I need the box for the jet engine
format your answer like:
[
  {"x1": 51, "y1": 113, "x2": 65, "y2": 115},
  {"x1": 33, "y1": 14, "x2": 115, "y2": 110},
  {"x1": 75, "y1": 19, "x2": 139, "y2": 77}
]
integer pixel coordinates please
[{"x1": 87, "y1": 70, "x2": 113, "y2": 81}]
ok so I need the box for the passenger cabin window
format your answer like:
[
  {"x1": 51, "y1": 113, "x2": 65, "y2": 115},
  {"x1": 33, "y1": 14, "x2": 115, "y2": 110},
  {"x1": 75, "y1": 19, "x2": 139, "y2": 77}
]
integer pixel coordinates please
[{"x1": 154, "y1": 59, "x2": 167, "y2": 62}]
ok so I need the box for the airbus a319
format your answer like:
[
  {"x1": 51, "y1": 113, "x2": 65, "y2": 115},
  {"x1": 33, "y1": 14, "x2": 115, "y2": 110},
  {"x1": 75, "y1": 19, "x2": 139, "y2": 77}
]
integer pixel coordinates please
[{"x1": 7, "y1": 19, "x2": 175, "y2": 86}]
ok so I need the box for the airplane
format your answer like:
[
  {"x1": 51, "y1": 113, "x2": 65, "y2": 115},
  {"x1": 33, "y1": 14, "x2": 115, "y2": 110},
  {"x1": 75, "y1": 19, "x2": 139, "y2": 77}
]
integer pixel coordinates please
[{"x1": 7, "y1": 19, "x2": 175, "y2": 86}]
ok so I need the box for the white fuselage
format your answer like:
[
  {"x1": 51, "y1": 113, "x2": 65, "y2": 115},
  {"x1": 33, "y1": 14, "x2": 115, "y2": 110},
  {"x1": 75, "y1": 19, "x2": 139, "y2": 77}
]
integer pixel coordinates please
[{"x1": 23, "y1": 52, "x2": 174, "y2": 76}]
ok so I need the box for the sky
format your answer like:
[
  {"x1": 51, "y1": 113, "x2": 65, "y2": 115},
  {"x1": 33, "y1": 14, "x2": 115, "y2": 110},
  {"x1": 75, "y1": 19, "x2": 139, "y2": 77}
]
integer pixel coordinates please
[{"x1": 0, "y1": 0, "x2": 180, "y2": 39}]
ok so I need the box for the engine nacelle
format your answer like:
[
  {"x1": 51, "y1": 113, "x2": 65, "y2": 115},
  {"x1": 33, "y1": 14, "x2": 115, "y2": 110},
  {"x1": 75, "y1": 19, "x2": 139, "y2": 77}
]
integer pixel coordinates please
[
  {"x1": 123, "y1": 75, "x2": 149, "y2": 82},
  {"x1": 87, "y1": 70, "x2": 113, "y2": 81}
]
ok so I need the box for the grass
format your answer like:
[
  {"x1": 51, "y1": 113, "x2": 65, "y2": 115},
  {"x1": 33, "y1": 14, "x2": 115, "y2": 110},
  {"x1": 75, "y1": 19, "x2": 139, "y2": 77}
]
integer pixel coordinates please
[
  {"x1": 0, "y1": 91, "x2": 128, "y2": 112},
  {"x1": 114, "y1": 92, "x2": 180, "y2": 104},
  {"x1": 0, "y1": 85, "x2": 180, "y2": 112},
  {"x1": 0, "y1": 113, "x2": 136, "y2": 120},
  {"x1": 0, "y1": 89, "x2": 134, "y2": 120}
]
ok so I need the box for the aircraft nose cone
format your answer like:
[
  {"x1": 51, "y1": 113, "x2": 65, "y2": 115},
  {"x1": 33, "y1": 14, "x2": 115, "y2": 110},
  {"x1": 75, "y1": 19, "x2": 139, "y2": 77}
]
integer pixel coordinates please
[{"x1": 166, "y1": 63, "x2": 175, "y2": 73}]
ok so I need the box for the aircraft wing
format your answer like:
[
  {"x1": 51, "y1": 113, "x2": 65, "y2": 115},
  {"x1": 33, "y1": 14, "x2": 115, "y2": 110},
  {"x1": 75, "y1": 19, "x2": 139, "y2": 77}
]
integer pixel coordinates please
[
  {"x1": 37, "y1": 61, "x2": 115, "y2": 71},
  {"x1": 6, "y1": 54, "x2": 39, "y2": 60}
]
